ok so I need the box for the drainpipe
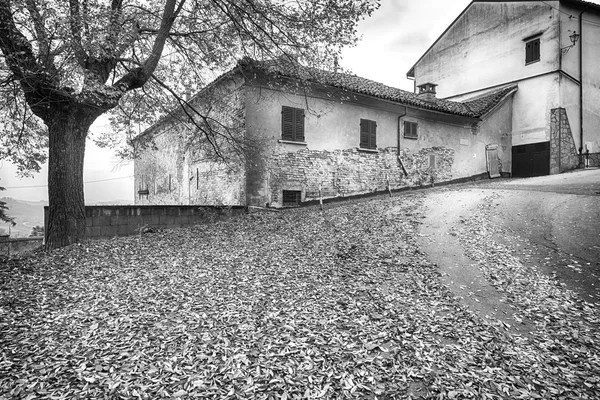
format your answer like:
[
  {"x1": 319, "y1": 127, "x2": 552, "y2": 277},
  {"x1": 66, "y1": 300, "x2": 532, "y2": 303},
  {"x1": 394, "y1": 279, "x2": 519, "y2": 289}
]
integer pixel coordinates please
[
  {"x1": 578, "y1": 7, "x2": 586, "y2": 154},
  {"x1": 397, "y1": 108, "x2": 408, "y2": 177}
]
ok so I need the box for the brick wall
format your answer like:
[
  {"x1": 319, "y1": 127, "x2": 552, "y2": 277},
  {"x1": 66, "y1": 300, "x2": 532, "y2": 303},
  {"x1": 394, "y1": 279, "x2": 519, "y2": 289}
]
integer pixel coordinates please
[
  {"x1": 44, "y1": 206, "x2": 246, "y2": 239},
  {"x1": 267, "y1": 146, "x2": 454, "y2": 206}
]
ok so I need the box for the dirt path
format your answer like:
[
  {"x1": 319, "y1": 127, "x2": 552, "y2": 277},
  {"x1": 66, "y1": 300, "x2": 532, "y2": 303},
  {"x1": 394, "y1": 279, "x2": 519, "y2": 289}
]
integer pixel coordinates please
[{"x1": 417, "y1": 188, "x2": 533, "y2": 336}]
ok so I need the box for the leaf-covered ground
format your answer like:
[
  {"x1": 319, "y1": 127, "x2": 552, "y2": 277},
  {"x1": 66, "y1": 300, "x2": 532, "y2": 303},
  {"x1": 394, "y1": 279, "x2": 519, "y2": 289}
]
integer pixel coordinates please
[{"x1": 0, "y1": 193, "x2": 598, "y2": 399}]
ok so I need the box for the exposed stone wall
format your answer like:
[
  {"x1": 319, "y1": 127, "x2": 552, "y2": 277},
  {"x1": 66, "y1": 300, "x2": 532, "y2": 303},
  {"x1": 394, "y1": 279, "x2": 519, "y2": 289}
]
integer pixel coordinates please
[
  {"x1": 188, "y1": 161, "x2": 245, "y2": 205},
  {"x1": 134, "y1": 77, "x2": 247, "y2": 205},
  {"x1": 267, "y1": 146, "x2": 454, "y2": 206},
  {"x1": 550, "y1": 108, "x2": 580, "y2": 174}
]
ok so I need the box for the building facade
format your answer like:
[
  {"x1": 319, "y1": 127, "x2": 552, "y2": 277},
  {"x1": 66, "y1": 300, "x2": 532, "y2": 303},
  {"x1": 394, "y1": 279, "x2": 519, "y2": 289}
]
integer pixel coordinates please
[
  {"x1": 407, "y1": 0, "x2": 600, "y2": 176},
  {"x1": 134, "y1": 59, "x2": 515, "y2": 207}
]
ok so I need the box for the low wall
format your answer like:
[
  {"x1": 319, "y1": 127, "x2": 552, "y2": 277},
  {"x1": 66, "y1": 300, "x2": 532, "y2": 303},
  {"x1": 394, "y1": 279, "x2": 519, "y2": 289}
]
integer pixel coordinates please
[
  {"x1": 44, "y1": 205, "x2": 246, "y2": 239},
  {"x1": 0, "y1": 236, "x2": 43, "y2": 256}
]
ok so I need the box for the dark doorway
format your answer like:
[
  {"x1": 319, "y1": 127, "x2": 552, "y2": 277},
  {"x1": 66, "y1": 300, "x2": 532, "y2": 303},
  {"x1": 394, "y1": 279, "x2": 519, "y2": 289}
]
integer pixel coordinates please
[{"x1": 512, "y1": 142, "x2": 550, "y2": 177}]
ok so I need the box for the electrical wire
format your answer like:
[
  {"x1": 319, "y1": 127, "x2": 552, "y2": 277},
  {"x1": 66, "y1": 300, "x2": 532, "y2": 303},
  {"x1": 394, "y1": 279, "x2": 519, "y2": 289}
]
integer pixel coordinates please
[{"x1": 3, "y1": 175, "x2": 134, "y2": 189}]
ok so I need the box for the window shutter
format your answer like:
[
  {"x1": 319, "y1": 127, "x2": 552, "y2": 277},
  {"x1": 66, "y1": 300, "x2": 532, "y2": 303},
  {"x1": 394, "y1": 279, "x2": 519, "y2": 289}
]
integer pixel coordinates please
[
  {"x1": 533, "y1": 39, "x2": 540, "y2": 60},
  {"x1": 360, "y1": 119, "x2": 369, "y2": 148},
  {"x1": 369, "y1": 120, "x2": 377, "y2": 149},
  {"x1": 282, "y1": 106, "x2": 294, "y2": 140},
  {"x1": 295, "y1": 109, "x2": 305, "y2": 141}
]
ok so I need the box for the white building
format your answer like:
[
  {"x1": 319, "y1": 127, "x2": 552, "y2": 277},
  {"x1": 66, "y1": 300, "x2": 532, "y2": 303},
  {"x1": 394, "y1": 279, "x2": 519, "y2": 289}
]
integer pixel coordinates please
[{"x1": 408, "y1": 0, "x2": 600, "y2": 176}]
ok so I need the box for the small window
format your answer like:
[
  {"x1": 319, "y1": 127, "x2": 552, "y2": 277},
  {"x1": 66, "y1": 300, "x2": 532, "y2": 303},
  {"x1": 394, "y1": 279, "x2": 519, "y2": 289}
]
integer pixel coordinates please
[
  {"x1": 429, "y1": 154, "x2": 436, "y2": 169},
  {"x1": 404, "y1": 121, "x2": 418, "y2": 139},
  {"x1": 360, "y1": 119, "x2": 377, "y2": 150},
  {"x1": 282, "y1": 190, "x2": 301, "y2": 207},
  {"x1": 525, "y1": 38, "x2": 540, "y2": 64},
  {"x1": 281, "y1": 106, "x2": 305, "y2": 142}
]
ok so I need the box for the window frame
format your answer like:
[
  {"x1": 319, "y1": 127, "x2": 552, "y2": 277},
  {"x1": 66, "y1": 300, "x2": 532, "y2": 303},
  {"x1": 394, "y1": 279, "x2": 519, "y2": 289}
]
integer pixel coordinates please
[
  {"x1": 525, "y1": 37, "x2": 540, "y2": 64},
  {"x1": 403, "y1": 121, "x2": 418, "y2": 140},
  {"x1": 359, "y1": 119, "x2": 377, "y2": 150},
  {"x1": 281, "y1": 106, "x2": 305, "y2": 143}
]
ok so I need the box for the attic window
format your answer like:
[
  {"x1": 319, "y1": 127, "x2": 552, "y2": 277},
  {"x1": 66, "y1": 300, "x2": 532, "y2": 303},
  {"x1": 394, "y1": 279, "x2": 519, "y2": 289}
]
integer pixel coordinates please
[
  {"x1": 282, "y1": 190, "x2": 301, "y2": 207},
  {"x1": 525, "y1": 38, "x2": 540, "y2": 64}
]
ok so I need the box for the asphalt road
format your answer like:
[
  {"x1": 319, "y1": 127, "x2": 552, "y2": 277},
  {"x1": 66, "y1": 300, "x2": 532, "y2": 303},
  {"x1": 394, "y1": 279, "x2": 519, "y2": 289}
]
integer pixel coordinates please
[
  {"x1": 479, "y1": 168, "x2": 600, "y2": 303},
  {"x1": 420, "y1": 168, "x2": 600, "y2": 327}
]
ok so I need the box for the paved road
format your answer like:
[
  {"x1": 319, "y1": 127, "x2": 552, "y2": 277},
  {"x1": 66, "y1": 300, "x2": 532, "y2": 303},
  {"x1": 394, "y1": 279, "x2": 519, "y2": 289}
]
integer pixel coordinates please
[
  {"x1": 419, "y1": 168, "x2": 600, "y2": 325},
  {"x1": 478, "y1": 169, "x2": 600, "y2": 303}
]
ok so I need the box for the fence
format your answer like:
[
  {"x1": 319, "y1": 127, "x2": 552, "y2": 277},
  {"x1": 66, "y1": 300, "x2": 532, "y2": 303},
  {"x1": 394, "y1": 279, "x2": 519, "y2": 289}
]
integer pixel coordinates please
[{"x1": 579, "y1": 152, "x2": 600, "y2": 168}]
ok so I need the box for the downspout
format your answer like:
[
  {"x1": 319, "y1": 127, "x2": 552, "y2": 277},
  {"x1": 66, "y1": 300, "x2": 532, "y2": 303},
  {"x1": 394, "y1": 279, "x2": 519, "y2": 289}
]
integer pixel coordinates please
[
  {"x1": 579, "y1": 7, "x2": 586, "y2": 154},
  {"x1": 397, "y1": 108, "x2": 408, "y2": 177}
]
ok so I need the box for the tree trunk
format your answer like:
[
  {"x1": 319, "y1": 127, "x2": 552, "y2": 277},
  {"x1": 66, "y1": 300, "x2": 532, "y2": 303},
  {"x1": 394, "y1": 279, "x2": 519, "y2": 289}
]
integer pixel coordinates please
[{"x1": 45, "y1": 108, "x2": 97, "y2": 250}]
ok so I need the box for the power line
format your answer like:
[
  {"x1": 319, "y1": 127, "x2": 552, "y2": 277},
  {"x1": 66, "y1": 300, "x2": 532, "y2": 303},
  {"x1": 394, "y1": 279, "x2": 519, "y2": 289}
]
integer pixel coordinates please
[{"x1": 4, "y1": 175, "x2": 134, "y2": 189}]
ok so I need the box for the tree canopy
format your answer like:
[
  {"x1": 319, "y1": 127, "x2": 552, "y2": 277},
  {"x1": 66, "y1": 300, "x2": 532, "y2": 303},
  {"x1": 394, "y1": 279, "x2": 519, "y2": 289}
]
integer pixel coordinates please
[
  {"x1": 0, "y1": 0, "x2": 378, "y2": 249},
  {"x1": 1, "y1": 0, "x2": 379, "y2": 172}
]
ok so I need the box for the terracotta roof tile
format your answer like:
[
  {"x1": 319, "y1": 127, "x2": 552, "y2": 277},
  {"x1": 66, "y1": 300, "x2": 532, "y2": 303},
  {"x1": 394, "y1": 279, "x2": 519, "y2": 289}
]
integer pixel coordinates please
[
  {"x1": 462, "y1": 84, "x2": 519, "y2": 116},
  {"x1": 241, "y1": 58, "x2": 515, "y2": 118}
]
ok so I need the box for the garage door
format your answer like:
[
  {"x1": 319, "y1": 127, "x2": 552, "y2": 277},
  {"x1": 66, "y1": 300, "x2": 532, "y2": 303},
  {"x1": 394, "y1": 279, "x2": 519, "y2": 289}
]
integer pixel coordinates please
[{"x1": 512, "y1": 142, "x2": 550, "y2": 177}]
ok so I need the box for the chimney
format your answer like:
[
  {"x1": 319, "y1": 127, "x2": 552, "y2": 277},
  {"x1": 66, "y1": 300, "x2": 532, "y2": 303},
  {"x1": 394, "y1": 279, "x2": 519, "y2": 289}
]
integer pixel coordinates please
[{"x1": 417, "y1": 82, "x2": 438, "y2": 102}]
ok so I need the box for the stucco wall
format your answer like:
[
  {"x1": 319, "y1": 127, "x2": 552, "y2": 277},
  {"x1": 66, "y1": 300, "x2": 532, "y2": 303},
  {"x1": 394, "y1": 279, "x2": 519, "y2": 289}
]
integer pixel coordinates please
[
  {"x1": 560, "y1": 3, "x2": 600, "y2": 153},
  {"x1": 245, "y1": 85, "x2": 507, "y2": 207},
  {"x1": 414, "y1": 2, "x2": 559, "y2": 98},
  {"x1": 244, "y1": 85, "x2": 407, "y2": 206}
]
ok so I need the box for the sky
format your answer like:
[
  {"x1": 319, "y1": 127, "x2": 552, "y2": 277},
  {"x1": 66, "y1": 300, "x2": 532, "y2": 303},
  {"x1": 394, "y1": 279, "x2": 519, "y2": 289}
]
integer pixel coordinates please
[{"x1": 0, "y1": 0, "x2": 476, "y2": 203}]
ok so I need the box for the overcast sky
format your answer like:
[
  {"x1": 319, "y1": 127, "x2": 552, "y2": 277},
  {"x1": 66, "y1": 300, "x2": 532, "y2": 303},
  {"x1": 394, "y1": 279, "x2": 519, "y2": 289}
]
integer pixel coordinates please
[{"x1": 1, "y1": 0, "x2": 583, "y2": 202}]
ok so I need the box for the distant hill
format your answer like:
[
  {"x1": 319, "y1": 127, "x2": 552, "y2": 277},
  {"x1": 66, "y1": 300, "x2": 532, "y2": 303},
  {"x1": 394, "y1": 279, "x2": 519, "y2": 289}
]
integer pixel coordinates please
[
  {"x1": 0, "y1": 197, "x2": 46, "y2": 237},
  {"x1": 0, "y1": 198, "x2": 134, "y2": 237}
]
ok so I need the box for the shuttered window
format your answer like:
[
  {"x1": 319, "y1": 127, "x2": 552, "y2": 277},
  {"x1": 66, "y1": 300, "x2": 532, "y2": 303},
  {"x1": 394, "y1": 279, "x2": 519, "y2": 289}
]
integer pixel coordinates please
[
  {"x1": 359, "y1": 119, "x2": 377, "y2": 150},
  {"x1": 281, "y1": 106, "x2": 305, "y2": 142},
  {"x1": 404, "y1": 121, "x2": 418, "y2": 139},
  {"x1": 525, "y1": 38, "x2": 540, "y2": 64}
]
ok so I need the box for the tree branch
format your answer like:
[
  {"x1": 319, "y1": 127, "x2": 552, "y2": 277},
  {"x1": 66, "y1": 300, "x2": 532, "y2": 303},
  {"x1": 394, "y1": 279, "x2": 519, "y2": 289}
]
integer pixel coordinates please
[
  {"x1": 113, "y1": 0, "x2": 183, "y2": 92},
  {"x1": 68, "y1": 0, "x2": 88, "y2": 68},
  {"x1": 0, "y1": 0, "x2": 57, "y2": 119}
]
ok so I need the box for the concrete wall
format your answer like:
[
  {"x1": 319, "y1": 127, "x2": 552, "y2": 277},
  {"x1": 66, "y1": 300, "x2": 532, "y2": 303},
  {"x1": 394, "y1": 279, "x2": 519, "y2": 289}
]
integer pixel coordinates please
[{"x1": 44, "y1": 206, "x2": 246, "y2": 239}]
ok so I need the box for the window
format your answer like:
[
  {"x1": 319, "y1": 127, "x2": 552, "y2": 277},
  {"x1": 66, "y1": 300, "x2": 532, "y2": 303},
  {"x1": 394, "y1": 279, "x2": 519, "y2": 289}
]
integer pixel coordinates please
[
  {"x1": 404, "y1": 121, "x2": 418, "y2": 139},
  {"x1": 525, "y1": 38, "x2": 540, "y2": 64},
  {"x1": 360, "y1": 119, "x2": 377, "y2": 150},
  {"x1": 281, "y1": 106, "x2": 305, "y2": 142},
  {"x1": 282, "y1": 190, "x2": 301, "y2": 207}
]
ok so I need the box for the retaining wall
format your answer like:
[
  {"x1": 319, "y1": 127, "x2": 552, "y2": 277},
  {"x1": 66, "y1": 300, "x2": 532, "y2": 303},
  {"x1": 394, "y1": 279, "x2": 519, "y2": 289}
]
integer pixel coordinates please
[{"x1": 44, "y1": 205, "x2": 246, "y2": 239}]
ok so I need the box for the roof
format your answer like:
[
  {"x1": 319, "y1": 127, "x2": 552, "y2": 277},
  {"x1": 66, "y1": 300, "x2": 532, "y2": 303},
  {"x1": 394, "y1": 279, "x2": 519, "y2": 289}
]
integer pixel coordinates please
[
  {"x1": 462, "y1": 84, "x2": 519, "y2": 115},
  {"x1": 406, "y1": 0, "x2": 600, "y2": 79},
  {"x1": 137, "y1": 58, "x2": 516, "y2": 141},
  {"x1": 239, "y1": 58, "x2": 512, "y2": 119}
]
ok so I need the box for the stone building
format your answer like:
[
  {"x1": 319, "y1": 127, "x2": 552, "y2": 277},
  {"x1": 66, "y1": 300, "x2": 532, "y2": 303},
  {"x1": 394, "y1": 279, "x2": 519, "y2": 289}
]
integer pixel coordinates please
[
  {"x1": 134, "y1": 59, "x2": 516, "y2": 207},
  {"x1": 407, "y1": 0, "x2": 600, "y2": 177}
]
